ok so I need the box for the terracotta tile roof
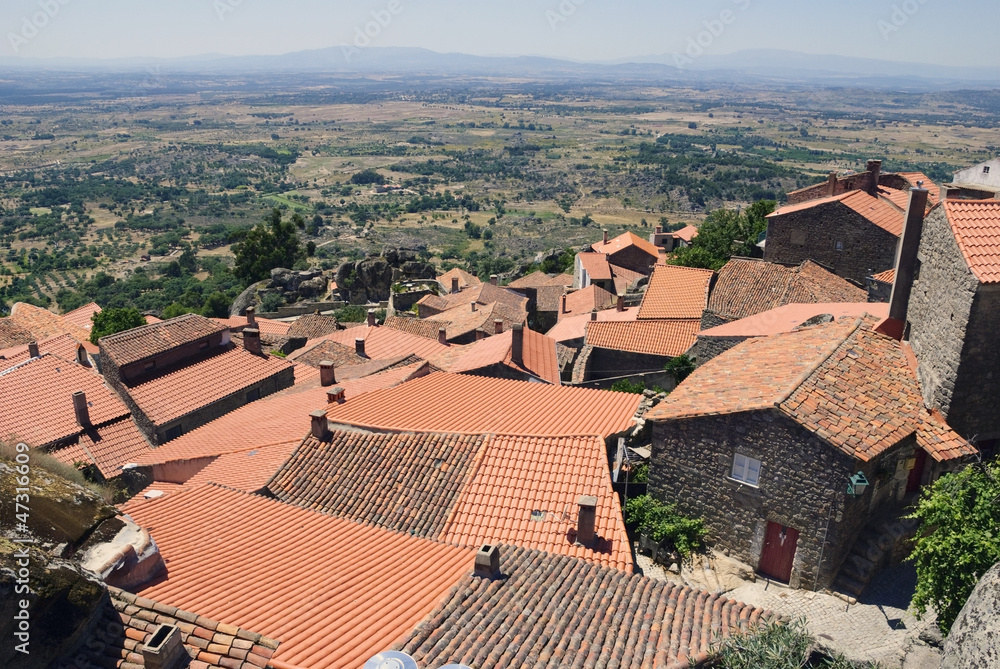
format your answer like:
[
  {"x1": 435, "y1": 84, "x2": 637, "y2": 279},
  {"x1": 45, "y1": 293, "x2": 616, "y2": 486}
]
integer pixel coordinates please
[
  {"x1": 133, "y1": 362, "x2": 426, "y2": 467},
  {"x1": 214, "y1": 315, "x2": 292, "y2": 336},
  {"x1": 672, "y1": 224, "x2": 699, "y2": 242},
  {"x1": 918, "y1": 410, "x2": 979, "y2": 462},
  {"x1": 0, "y1": 354, "x2": 128, "y2": 448},
  {"x1": 124, "y1": 344, "x2": 293, "y2": 425},
  {"x1": 61, "y1": 302, "x2": 101, "y2": 332},
  {"x1": 649, "y1": 319, "x2": 976, "y2": 462},
  {"x1": 944, "y1": 200, "x2": 1000, "y2": 283},
  {"x1": 441, "y1": 434, "x2": 632, "y2": 571},
  {"x1": 143, "y1": 314, "x2": 162, "y2": 325},
  {"x1": 609, "y1": 263, "x2": 647, "y2": 289},
  {"x1": 592, "y1": 230, "x2": 661, "y2": 259},
  {"x1": 768, "y1": 191, "x2": 904, "y2": 236},
  {"x1": 428, "y1": 327, "x2": 561, "y2": 384},
  {"x1": 295, "y1": 324, "x2": 452, "y2": 361},
  {"x1": 287, "y1": 339, "x2": 370, "y2": 367},
  {"x1": 418, "y1": 282, "x2": 529, "y2": 315},
  {"x1": 707, "y1": 259, "x2": 866, "y2": 321},
  {"x1": 59, "y1": 587, "x2": 279, "y2": 669},
  {"x1": 0, "y1": 317, "x2": 35, "y2": 348},
  {"x1": 535, "y1": 284, "x2": 569, "y2": 313},
  {"x1": 871, "y1": 268, "x2": 896, "y2": 283},
  {"x1": 383, "y1": 314, "x2": 444, "y2": 340},
  {"x1": 396, "y1": 545, "x2": 773, "y2": 669},
  {"x1": 586, "y1": 319, "x2": 701, "y2": 357},
  {"x1": 268, "y1": 430, "x2": 485, "y2": 537},
  {"x1": 438, "y1": 266, "x2": 481, "y2": 291},
  {"x1": 425, "y1": 301, "x2": 528, "y2": 341},
  {"x1": 128, "y1": 483, "x2": 474, "y2": 669},
  {"x1": 638, "y1": 264, "x2": 714, "y2": 320},
  {"x1": 101, "y1": 313, "x2": 229, "y2": 367},
  {"x1": 285, "y1": 313, "x2": 340, "y2": 340},
  {"x1": 561, "y1": 284, "x2": 616, "y2": 318},
  {"x1": 576, "y1": 252, "x2": 613, "y2": 281},
  {"x1": 699, "y1": 303, "x2": 889, "y2": 338},
  {"x1": 0, "y1": 333, "x2": 90, "y2": 372},
  {"x1": 898, "y1": 172, "x2": 941, "y2": 205},
  {"x1": 545, "y1": 306, "x2": 640, "y2": 343},
  {"x1": 508, "y1": 271, "x2": 574, "y2": 290},
  {"x1": 49, "y1": 417, "x2": 153, "y2": 479},
  {"x1": 9, "y1": 302, "x2": 93, "y2": 346},
  {"x1": 325, "y1": 371, "x2": 640, "y2": 437}
]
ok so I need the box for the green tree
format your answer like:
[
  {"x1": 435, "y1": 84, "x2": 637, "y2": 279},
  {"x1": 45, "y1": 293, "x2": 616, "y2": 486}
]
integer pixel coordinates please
[
  {"x1": 306, "y1": 241, "x2": 317, "y2": 257},
  {"x1": 162, "y1": 303, "x2": 193, "y2": 319},
  {"x1": 909, "y1": 461, "x2": 1000, "y2": 634},
  {"x1": 350, "y1": 169, "x2": 385, "y2": 185},
  {"x1": 90, "y1": 307, "x2": 145, "y2": 344},
  {"x1": 201, "y1": 292, "x2": 231, "y2": 318},
  {"x1": 669, "y1": 200, "x2": 776, "y2": 270},
  {"x1": 664, "y1": 354, "x2": 696, "y2": 385},
  {"x1": 232, "y1": 208, "x2": 305, "y2": 286}
]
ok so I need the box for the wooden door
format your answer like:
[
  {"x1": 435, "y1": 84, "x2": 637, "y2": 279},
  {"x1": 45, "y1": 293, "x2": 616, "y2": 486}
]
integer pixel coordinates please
[
  {"x1": 907, "y1": 448, "x2": 928, "y2": 494},
  {"x1": 759, "y1": 521, "x2": 799, "y2": 583}
]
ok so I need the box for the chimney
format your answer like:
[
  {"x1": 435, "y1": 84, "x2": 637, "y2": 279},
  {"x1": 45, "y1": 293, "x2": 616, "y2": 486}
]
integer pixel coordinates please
[
  {"x1": 72, "y1": 390, "x2": 91, "y2": 427},
  {"x1": 602, "y1": 229, "x2": 609, "y2": 245},
  {"x1": 616, "y1": 295, "x2": 624, "y2": 312},
  {"x1": 451, "y1": 277, "x2": 460, "y2": 294},
  {"x1": 576, "y1": 495, "x2": 598, "y2": 546},
  {"x1": 326, "y1": 387, "x2": 346, "y2": 404},
  {"x1": 827, "y1": 172, "x2": 838, "y2": 197},
  {"x1": 655, "y1": 225, "x2": 663, "y2": 234},
  {"x1": 494, "y1": 319, "x2": 503, "y2": 335},
  {"x1": 141, "y1": 624, "x2": 185, "y2": 669},
  {"x1": 76, "y1": 345, "x2": 88, "y2": 366},
  {"x1": 561, "y1": 294, "x2": 568, "y2": 314},
  {"x1": 886, "y1": 183, "x2": 931, "y2": 337},
  {"x1": 867, "y1": 159, "x2": 883, "y2": 195},
  {"x1": 490, "y1": 274, "x2": 498, "y2": 286},
  {"x1": 245, "y1": 306, "x2": 256, "y2": 327},
  {"x1": 355, "y1": 337, "x2": 366, "y2": 357},
  {"x1": 438, "y1": 327, "x2": 447, "y2": 345},
  {"x1": 319, "y1": 360, "x2": 336, "y2": 387},
  {"x1": 27, "y1": 341, "x2": 39, "y2": 358},
  {"x1": 471, "y1": 301, "x2": 478, "y2": 313},
  {"x1": 511, "y1": 324, "x2": 524, "y2": 367},
  {"x1": 474, "y1": 544, "x2": 501, "y2": 579},
  {"x1": 475, "y1": 328, "x2": 486, "y2": 341},
  {"x1": 590, "y1": 309, "x2": 598, "y2": 321},
  {"x1": 367, "y1": 309, "x2": 377, "y2": 327},
  {"x1": 310, "y1": 410, "x2": 329, "y2": 439},
  {"x1": 243, "y1": 328, "x2": 262, "y2": 355}
]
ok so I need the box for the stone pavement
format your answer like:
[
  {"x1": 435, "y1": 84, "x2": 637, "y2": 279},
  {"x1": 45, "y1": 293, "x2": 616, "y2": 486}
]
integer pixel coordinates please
[{"x1": 634, "y1": 550, "x2": 943, "y2": 668}]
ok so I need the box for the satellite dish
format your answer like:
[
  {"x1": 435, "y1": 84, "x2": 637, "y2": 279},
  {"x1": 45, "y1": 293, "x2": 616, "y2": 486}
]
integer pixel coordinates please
[{"x1": 363, "y1": 651, "x2": 418, "y2": 669}]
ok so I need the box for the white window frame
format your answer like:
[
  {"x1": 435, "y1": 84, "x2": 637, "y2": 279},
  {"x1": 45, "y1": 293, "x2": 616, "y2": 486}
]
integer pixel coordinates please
[{"x1": 731, "y1": 453, "x2": 762, "y2": 487}]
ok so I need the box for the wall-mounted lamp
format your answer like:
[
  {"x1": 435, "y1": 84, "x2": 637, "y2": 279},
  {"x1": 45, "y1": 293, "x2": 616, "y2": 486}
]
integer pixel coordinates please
[{"x1": 847, "y1": 472, "x2": 869, "y2": 497}]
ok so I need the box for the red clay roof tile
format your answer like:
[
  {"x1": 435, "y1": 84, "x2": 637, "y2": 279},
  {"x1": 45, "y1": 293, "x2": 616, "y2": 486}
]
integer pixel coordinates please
[
  {"x1": 944, "y1": 200, "x2": 1000, "y2": 283},
  {"x1": 61, "y1": 302, "x2": 102, "y2": 332},
  {"x1": 561, "y1": 284, "x2": 616, "y2": 318},
  {"x1": 424, "y1": 301, "x2": 528, "y2": 340},
  {"x1": 0, "y1": 317, "x2": 35, "y2": 348},
  {"x1": 769, "y1": 190, "x2": 904, "y2": 236},
  {"x1": 637, "y1": 264, "x2": 714, "y2": 320},
  {"x1": 213, "y1": 316, "x2": 292, "y2": 336},
  {"x1": 592, "y1": 230, "x2": 661, "y2": 259},
  {"x1": 101, "y1": 313, "x2": 229, "y2": 367},
  {"x1": 0, "y1": 333, "x2": 91, "y2": 372},
  {"x1": 576, "y1": 252, "x2": 613, "y2": 281},
  {"x1": 285, "y1": 313, "x2": 340, "y2": 340},
  {"x1": 50, "y1": 417, "x2": 153, "y2": 479},
  {"x1": 427, "y1": 327, "x2": 560, "y2": 384},
  {"x1": 9, "y1": 302, "x2": 94, "y2": 346},
  {"x1": 438, "y1": 267, "x2": 481, "y2": 291},
  {"x1": 698, "y1": 303, "x2": 889, "y2": 338},
  {"x1": 293, "y1": 324, "x2": 451, "y2": 361},
  {"x1": 586, "y1": 319, "x2": 700, "y2": 357},
  {"x1": 545, "y1": 306, "x2": 640, "y2": 343}
]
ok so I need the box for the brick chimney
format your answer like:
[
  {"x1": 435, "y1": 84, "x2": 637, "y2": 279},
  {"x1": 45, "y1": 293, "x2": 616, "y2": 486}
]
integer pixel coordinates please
[
  {"x1": 494, "y1": 319, "x2": 504, "y2": 335},
  {"x1": 27, "y1": 341, "x2": 39, "y2": 358},
  {"x1": 72, "y1": 390, "x2": 91, "y2": 427},
  {"x1": 451, "y1": 276, "x2": 460, "y2": 294},
  {"x1": 490, "y1": 274, "x2": 498, "y2": 286},
  {"x1": 561, "y1": 294, "x2": 568, "y2": 314},
  {"x1": 474, "y1": 544, "x2": 501, "y2": 579},
  {"x1": 602, "y1": 229, "x2": 609, "y2": 244},
  {"x1": 355, "y1": 337, "x2": 366, "y2": 357},
  {"x1": 511, "y1": 324, "x2": 524, "y2": 367},
  {"x1": 655, "y1": 225, "x2": 663, "y2": 234},
  {"x1": 471, "y1": 301, "x2": 478, "y2": 312},
  {"x1": 326, "y1": 387, "x2": 346, "y2": 404},
  {"x1": 243, "y1": 328, "x2": 262, "y2": 355},
  {"x1": 885, "y1": 183, "x2": 931, "y2": 338},
  {"x1": 438, "y1": 327, "x2": 447, "y2": 345},
  {"x1": 475, "y1": 328, "x2": 485, "y2": 341},
  {"x1": 576, "y1": 495, "x2": 598, "y2": 546},
  {"x1": 245, "y1": 306, "x2": 256, "y2": 327},
  {"x1": 616, "y1": 295, "x2": 624, "y2": 312},
  {"x1": 141, "y1": 624, "x2": 185, "y2": 669},
  {"x1": 310, "y1": 410, "x2": 329, "y2": 439},
  {"x1": 319, "y1": 360, "x2": 336, "y2": 387},
  {"x1": 367, "y1": 309, "x2": 377, "y2": 327},
  {"x1": 867, "y1": 160, "x2": 883, "y2": 196}
]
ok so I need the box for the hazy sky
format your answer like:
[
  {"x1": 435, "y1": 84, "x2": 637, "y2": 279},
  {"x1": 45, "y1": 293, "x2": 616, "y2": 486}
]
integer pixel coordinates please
[{"x1": 2, "y1": 0, "x2": 997, "y2": 67}]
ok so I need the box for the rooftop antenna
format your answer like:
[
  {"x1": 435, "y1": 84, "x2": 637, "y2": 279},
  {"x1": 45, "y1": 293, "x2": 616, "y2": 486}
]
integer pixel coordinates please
[{"x1": 364, "y1": 651, "x2": 417, "y2": 669}]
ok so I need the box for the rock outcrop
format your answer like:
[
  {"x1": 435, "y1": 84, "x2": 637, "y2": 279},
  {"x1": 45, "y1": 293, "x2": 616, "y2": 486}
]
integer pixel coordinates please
[
  {"x1": 336, "y1": 249, "x2": 435, "y2": 305},
  {"x1": 941, "y1": 562, "x2": 1000, "y2": 669},
  {"x1": 230, "y1": 267, "x2": 331, "y2": 316}
]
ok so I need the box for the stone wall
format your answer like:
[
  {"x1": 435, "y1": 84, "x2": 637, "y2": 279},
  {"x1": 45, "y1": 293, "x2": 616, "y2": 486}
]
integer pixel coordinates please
[
  {"x1": 585, "y1": 347, "x2": 673, "y2": 384},
  {"x1": 694, "y1": 335, "x2": 747, "y2": 366},
  {"x1": 764, "y1": 201, "x2": 899, "y2": 284},
  {"x1": 649, "y1": 410, "x2": 874, "y2": 590},
  {"x1": 608, "y1": 246, "x2": 657, "y2": 277},
  {"x1": 699, "y1": 310, "x2": 733, "y2": 331},
  {"x1": 907, "y1": 206, "x2": 980, "y2": 438},
  {"x1": 947, "y1": 284, "x2": 1000, "y2": 440},
  {"x1": 866, "y1": 276, "x2": 893, "y2": 303}
]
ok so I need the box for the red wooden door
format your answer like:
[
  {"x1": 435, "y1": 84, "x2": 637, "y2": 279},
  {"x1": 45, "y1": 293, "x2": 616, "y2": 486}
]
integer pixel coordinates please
[
  {"x1": 907, "y1": 448, "x2": 928, "y2": 494},
  {"x1": 759, "y1": 522, "x2": 799, "y2": 583}
]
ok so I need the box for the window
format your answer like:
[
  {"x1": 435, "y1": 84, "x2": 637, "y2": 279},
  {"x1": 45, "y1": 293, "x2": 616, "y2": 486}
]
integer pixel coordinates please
[
  {"x1": 985, "y1": 166, "x2": 991, "y2": 175},
  {"x1": 731, "y1": 453, "x2": 761, "y2": 486},
  {"x1": 835, "y1": 241, "x2": 844, "y2": 251}
]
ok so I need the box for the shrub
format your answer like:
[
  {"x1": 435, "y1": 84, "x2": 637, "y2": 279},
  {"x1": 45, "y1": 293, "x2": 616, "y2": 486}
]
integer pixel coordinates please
[
  {"x1": 260, "y1": 292, "x2": 284, "y2": 313},
  {"x1": 624, "y1": 494, "x2": 706, "y2": 559},
  {"x1": 708, "y1": 617, "x2": 880, "y2": 668},
  {"x1": 611, "y1": 379, "x2": 646, "y2": 394}
]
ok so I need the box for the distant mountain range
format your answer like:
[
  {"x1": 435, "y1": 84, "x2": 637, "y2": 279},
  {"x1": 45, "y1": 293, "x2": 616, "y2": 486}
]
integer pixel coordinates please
[{"x1": 1, "y1": 47, "x2": 998, "y2": 90}]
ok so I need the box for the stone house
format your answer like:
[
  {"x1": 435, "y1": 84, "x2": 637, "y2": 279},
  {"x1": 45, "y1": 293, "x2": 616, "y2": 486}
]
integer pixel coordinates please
[
  {"x1": 590, "y1": 230, "x2": 661, "y2": 276},
  {"x1": 906, "y1": 200, "x2": 1000, "y2": 444},
  {"x1": 951, "y1": 157, "x2": 1000, "y2": 196},
  {"x1": 646, "y1": 317, "x2": 975, "y2": 590},
  {"x1": 99, "y1": 313, "x2": 295, "y2": 444}
]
